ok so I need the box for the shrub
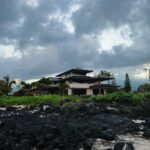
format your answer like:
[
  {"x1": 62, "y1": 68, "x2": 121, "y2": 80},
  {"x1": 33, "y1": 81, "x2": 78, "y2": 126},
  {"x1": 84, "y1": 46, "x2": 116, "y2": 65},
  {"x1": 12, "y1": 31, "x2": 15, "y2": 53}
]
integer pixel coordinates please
[
  {"x1": 90, "y1": 92, "x2": 146, "y2": 104},
  {"x1": 63, "y1": 102, "x2": 76, "y2": 108}
]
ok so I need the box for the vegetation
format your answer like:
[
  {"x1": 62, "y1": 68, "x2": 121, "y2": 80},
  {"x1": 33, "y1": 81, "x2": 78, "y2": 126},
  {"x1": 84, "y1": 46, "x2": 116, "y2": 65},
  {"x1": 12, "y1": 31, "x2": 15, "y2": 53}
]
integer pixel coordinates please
[
  {"x1": 15, "y1": 77, "x2": 52, "y2": 96},
  {"x1": 15, "y1": 77, "x2": 70, "y2": 96},
  {"x1": 0, "y1": 95, "x2": 78, "y2": 106},
  {"x1": 0, "y1": 75, "x2": 16, "y2": 96},
  {"x1": 124, "y1": 73, "x2": 131, "y2": 92},
  {"x1": 90, "y1": 92, "x2": 149, "y2": 104},
  {"x1": 58, "y1": 83, "x2": 69, "y2": 95},
  {"x1": 0, "y1": 92, "x2": 149, "y2": 106},
  {"x1": 38, "y1": 77, "x2": 52, "y2": 85},
  {"x1": 137, "y1": 83, "x2": 150, "y2": 93},
  {"x1": 0, "y1": 74, "x2": 149, "y2": 107},
  {"x1": 97, "y1": 70, "x2": 113, "y2": 78}
]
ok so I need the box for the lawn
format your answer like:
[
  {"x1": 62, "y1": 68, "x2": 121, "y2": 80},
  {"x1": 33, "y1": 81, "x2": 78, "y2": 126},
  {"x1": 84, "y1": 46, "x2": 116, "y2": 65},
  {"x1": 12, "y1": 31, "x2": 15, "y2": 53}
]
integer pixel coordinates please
[{"x1": 0, "y1": 95, "x2": 79, "y2": 106}]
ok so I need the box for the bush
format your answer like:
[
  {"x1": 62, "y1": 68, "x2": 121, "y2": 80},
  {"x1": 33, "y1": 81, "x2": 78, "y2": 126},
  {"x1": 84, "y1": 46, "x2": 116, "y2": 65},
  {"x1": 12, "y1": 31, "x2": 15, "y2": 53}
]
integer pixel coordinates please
[
  {"x1": 90, "y1": 92, "x2": 146, "y2": 104},
  {"x1": 63, "y1": 102, "x2": 76, "y2": 108}
]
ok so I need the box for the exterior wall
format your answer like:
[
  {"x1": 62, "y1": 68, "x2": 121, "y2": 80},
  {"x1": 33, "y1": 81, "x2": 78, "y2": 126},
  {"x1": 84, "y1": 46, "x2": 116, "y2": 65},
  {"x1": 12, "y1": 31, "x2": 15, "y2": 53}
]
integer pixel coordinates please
[
  {"x1": 97, "y1": 89, "x2": 107, "y2": 95},
  {"x1": 68, "y1": 88, "x2": 72, "y2": 95},
  {"x1": 86, "y1": 89, "x2": 93, "y2": 96},
  {"x1": 50, "y1": 69, "x2": 118, "y2": 96},
  {"x1": 68, "y1": 82, "x2": 95, "y2": 89},
  {"x1": 61, "y1": 73, "x2": 71, "y2": 79},
  {"x1": 59, "y1": 72, "x2": 86, "y2": 79},
  {"x1": 104, "y1": 89, "x2": 107, "y2": 95},
  {"x1": 50, "y1": 84, "x2": 59, "y2": 87},
  {"x1": 70, "y1": 73, "x2": 85, "y2": 76},
  {"x1": 67, "y1": 82, "x2": 94, "y2": 96}
]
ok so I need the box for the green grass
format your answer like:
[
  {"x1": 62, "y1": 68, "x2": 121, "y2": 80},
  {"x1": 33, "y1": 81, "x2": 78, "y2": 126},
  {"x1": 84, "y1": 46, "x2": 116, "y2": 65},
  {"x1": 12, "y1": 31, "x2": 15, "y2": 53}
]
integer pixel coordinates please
[
  {"x1": 0, "y1": 92, "x2": 149, "y2": 106},
  {"x1": 0, "y1": 95, "x2": 79, "y2": 106}
]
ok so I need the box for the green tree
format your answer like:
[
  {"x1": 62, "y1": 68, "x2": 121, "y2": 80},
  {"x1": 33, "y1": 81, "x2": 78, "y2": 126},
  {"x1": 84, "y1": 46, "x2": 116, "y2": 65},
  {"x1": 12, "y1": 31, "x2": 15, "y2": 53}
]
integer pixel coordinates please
[
  {"x1": 0, "y1": 75, "x2": 16, "y2": 95},
  {"x1": 38, "y1": 77, "x2": 52, "y2": 85},
  {"x1": 0, "y1": 80, "x2": 5, "y2": 95},
  {"x1": 97, "y1": 70, "x2": 112, "y2": 78},
  {"x1": 137, "y1": 83, "x2": 150, "y2": 93},
  {"x1": 97, "y1": 71, "x2": 114, "y2": 84},
  {"x1": 124, "y1": 73, "x2": 131, "y2": 92},
  {"x1": 20, "y1": 81, "x2": 32, "y2": 91},
  {"x1": 36, "y1": 77, "x2": 51, "y2": 93},
  {"x1": 58, "y1": 82, "x2": 69, "y2": 95}
]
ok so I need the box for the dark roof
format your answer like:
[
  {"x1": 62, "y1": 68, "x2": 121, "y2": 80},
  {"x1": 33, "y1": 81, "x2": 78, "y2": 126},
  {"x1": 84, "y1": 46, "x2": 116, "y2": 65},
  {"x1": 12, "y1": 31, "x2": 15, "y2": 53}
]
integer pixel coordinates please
[
  {"x1": 90, "y1": 84, "x2": 120, "y2": 89},
  {"x1": 61, "y1": 76, "x2": 114, "y2": 82},
  {"x1": 56, "y1": 68, "x2": 93, "y2": 77}
]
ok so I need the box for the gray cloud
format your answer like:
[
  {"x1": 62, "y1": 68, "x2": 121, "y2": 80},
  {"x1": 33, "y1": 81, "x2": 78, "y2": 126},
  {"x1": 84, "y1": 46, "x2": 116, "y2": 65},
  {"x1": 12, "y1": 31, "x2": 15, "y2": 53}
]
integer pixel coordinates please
[
  {"x1": 0, "y1": 0, "x2": 149, "y2": 88},
  {"x1": 72, "y1": 0, "x2": 136, "y2": 35}
]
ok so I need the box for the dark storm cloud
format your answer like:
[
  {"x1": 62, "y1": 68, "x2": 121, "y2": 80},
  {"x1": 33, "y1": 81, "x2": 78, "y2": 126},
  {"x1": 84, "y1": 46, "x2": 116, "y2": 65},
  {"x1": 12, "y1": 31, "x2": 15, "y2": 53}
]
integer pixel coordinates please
[
  {"x1": 0, "y1": 0, "x2": 149, "y2": 80},
  {"x1": 72, "y1": 0, "x2": 136, "y2": 35}
]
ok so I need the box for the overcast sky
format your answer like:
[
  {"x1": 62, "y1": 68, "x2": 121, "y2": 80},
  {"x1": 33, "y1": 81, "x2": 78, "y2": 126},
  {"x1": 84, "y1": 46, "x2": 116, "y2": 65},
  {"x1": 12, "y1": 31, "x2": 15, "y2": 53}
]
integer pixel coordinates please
[{"x1": 0, "y1": 0, "x2": 150, "y2": 89}]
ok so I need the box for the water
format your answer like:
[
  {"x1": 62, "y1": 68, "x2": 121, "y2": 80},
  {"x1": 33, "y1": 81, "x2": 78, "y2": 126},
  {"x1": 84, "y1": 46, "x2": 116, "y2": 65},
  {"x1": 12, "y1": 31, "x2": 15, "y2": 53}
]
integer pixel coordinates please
[{"x1": 92, "y1": 133, "x2": 150, "y2": 150}]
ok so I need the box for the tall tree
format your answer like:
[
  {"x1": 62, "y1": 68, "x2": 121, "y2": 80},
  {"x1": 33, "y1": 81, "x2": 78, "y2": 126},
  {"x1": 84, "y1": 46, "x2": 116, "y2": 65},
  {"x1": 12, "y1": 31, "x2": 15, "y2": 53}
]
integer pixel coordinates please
[
  {"x1": 0, "y1": 75, "x2": 16, "y2": 95},
  {"x1": 0, "y1": 80, "x2": 5, "y2": 95},
  {"x1": 38, "y1": 77, "x2": 52, "y2": 85},
  {"x1": 20, "y1": 81, "x2": 32, "y2": 90},
  {"x1": 124, "y1": 73, "x2": 131, "y2": 92},
  {"x1": 36, "y1": 77, "x2": 52, "y2": 93},
  {"x1": 98, "y1": 71, "x2": 114, "y2": 84},
  {"x1": 137, "y1": 83, "x2": 150, "y2": 93},
  {"x1": 97, "y1": 70, "x2": 112, "y2": 78},
  {"x1": 58, "y1": 82, "x2": 69, "y2": 95}
]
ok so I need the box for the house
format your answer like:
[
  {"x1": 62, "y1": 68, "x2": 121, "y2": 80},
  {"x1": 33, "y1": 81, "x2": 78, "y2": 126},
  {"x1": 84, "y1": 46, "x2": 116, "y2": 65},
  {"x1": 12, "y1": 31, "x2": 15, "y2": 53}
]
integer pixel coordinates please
[{"x1": 48, "y1": 68, "x2": 119, "y2": 96}]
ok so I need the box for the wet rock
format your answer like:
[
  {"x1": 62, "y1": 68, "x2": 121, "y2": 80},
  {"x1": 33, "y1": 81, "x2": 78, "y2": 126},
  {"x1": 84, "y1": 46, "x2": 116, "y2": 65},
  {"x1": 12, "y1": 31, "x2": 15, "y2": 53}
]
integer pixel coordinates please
[
  {"x1": 0, "y1": 121, "x2": 4, "y2": 128},
  {"x1": 144, "y1": 118, "x2": 150, "y2": 128},
  {"x1": 98, "y1": 129, "x2": 116, "y2": 141},
  {"x1": 143, "y1": 129, "x2": 150, "y2": 138},
  {"x1": 83, "y1": 139, "x2": 94, "y2": 150},
  {"x1": 15, "y1": 143, "x2": 31, "y2": 150},
  {"x1": 114, "y1": 142, "x2": 134, "y2": 150},
  {"x1": 0, "y1": 102, "x2": 148, "y2": 149},
  {"x1": 6, "y1": 106, "x2": 16, "y2": 111}
]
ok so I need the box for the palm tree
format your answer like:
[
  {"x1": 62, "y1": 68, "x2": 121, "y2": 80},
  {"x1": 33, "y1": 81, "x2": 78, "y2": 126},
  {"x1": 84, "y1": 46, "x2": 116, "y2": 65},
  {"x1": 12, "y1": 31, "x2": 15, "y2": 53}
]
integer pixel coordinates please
[{"x1": 1, "y1": 75, "x2": 16, "y2": 96}]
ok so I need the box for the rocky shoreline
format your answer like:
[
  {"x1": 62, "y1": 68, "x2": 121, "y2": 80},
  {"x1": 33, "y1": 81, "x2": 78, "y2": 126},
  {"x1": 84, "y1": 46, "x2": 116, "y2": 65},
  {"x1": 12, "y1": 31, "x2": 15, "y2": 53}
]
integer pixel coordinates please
[{"x1": 0, "y1": 100, "x2": 150, "y2": 150}]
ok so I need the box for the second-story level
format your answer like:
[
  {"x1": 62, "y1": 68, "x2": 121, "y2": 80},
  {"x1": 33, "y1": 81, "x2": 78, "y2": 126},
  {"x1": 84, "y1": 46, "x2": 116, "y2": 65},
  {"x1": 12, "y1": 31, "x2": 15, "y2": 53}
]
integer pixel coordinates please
[{"x1": 56, "y1": 68, "x2": 93, "y2": 79}]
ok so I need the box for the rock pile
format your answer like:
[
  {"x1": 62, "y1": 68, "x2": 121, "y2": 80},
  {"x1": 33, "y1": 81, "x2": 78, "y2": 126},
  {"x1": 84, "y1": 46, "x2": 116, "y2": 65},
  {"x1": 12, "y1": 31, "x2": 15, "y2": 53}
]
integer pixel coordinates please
[{"x1": 0, "y1": 101, "x2": 149, "y2": 149}]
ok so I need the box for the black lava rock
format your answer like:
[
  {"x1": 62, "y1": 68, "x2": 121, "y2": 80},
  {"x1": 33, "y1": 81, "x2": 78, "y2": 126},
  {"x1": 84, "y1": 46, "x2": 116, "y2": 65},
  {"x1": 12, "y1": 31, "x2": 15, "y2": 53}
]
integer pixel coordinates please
[
  {"x1": 83, "y1": 139, "x2": 94, "y2": 150},
  {"x1": 0, "y1": 102, "x2": 146, "y2": 150},
  {"x1": 100, "y1": 129, "x2": 116, "y2": 141},
  {"x1": 114, "y1": 142, "x2": 134, "y2": 150},
  {"x1": 143, "y1": 129, "x2": 150, "y2": 138}
]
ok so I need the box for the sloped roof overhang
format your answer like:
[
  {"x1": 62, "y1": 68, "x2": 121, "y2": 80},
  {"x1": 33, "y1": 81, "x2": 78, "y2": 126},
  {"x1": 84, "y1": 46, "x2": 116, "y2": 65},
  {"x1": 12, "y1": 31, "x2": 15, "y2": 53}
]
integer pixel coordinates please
[{"x1": 56, "y1": 68, "x2": 93, "y2": 77}]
